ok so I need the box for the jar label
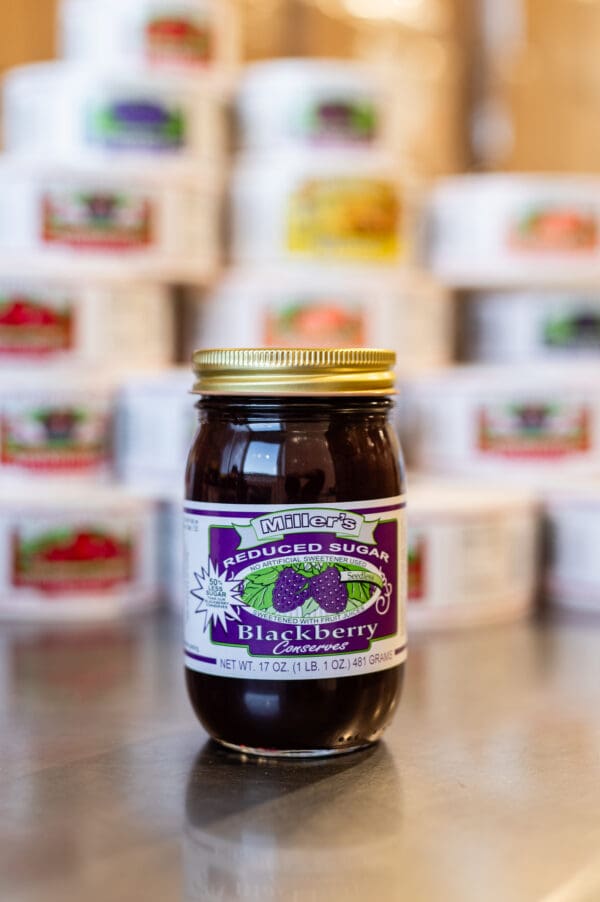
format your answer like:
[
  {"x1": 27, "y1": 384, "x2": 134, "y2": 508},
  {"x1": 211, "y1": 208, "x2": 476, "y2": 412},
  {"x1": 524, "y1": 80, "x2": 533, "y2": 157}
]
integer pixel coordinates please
[
  {"x1": 183, "y1": 497, "x2": 406, "y2": 680},
  {"x1": 287, "y1": 179, "x2": 401, "y2": 261}
]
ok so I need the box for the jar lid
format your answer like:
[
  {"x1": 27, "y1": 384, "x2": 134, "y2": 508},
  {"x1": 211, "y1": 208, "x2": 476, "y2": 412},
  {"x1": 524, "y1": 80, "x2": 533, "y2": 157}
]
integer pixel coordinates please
[{"x1": 191, "y1": 348, "x2": 397, "y2": 395}]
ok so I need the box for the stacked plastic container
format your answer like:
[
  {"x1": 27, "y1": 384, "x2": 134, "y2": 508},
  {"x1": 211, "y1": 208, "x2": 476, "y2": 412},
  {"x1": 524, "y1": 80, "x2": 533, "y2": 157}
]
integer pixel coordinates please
[
  {"x1": 0, "y1": 0, "x2": 239, "y2": 619},
  {"x1": 185, "y1": 58, "x2": 453, "y2": 371},
  {"x1": 404, "y1": 173, "x2": 600, "y2": 623}
]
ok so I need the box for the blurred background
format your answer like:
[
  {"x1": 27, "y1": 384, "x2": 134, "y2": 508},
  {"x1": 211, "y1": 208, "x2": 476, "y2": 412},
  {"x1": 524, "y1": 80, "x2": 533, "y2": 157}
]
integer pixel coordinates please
[
  {"x1": 9, "y1": 0, "x2": 600, "y2": 173},
  {"x1": 1, "y1": 0, "x2": 600, "y2": 630}
]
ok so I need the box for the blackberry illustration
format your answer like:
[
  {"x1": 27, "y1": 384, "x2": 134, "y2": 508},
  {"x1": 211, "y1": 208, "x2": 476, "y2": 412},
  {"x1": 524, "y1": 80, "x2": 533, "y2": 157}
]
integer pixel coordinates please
[
  {"x1": 311, "y1": 567, "x2": 347, "y2": 613},
  {"x1": 273, "y1": 568, "x2": 309, "y2": 613}
]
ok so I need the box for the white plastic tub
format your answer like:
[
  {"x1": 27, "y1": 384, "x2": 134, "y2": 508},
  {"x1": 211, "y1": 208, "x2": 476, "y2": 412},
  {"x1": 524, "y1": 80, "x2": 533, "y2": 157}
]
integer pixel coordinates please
[
  {"x1": 0, "y1": 278, "x2": 173, "y2": 368},
  {"x1": 0, "y1": 370, "x2": 116, "y2": 483},
  {"x1": 189, "y1": 266, "x2": 452, "y2": 371},
  {"x1": 402, "y1": 364, "x2": 600, "y2": 478},
  {"x1": 467, "y1": 289, "x2": 600, "y2": 362},
  {"x1": 158, "y1": 498, "x2": 183, "y2": 611},
  {"x1": 543, "y1": 483, "x2": 600, "y2": 613},
  {"x1": 407, "y1": 479, "x2": 538, "y2": 629},
  {"x1": 230, "y1": 151, "x2": 410, "y2": 266},
  {"x1": 236, "y1": 59, "x2": 386, "y2": 153},
  {"x1": 116, "y1": 369, "x2": 196, "y2": 494},
  {"x1": 0, "y1": 486, "x2": 160, "y2": 620},
  {"x1": 427, "y1": 175, "x2": 600, "y2": 285},
  {"x1": 59, "y1": 0, "x2": 238, "y2": 79},
  {"x1": 4, "y1": 62, "x2": 224, "y2": 167},
  {"x1": 0, "y1": 159, "x2": 220, "y2": 279}
]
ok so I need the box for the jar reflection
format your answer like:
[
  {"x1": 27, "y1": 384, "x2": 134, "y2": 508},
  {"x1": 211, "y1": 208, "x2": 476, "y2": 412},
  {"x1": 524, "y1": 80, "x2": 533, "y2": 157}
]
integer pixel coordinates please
[{"x1": 184, "y1": 741, "x2": 402, "y2": 901}]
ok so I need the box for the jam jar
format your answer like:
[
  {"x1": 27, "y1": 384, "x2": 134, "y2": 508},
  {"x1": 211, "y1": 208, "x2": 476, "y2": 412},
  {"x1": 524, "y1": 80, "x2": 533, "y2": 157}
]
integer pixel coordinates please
[{"x1": 184, "y1": 348, "x2": 407, "y2": 757}]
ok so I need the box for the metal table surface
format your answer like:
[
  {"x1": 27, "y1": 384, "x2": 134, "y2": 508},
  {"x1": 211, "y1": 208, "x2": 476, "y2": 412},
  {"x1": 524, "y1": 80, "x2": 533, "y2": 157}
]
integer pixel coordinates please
[{"x1": 1, "y1": 612, "x2": 600, "y2": 902}]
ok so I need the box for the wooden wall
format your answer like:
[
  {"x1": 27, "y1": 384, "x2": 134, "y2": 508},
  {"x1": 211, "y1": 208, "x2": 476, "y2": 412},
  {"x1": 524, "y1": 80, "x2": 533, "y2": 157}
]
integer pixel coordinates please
[{"x1": 0, "y1": 0, "x2": 57, "y2": 75}]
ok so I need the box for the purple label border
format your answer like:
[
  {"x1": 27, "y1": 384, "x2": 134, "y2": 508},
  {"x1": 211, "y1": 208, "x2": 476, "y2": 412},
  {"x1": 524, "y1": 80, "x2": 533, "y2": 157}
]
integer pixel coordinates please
[{"x1": 184, "y1": 500, "x2": 406, "y2": 518}]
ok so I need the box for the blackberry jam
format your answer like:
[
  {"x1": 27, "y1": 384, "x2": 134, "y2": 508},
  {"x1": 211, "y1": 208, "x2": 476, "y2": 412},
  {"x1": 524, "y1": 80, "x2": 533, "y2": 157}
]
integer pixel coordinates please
[{"x1": 184, "y1": 349, "x2": 406, "y2": 757}]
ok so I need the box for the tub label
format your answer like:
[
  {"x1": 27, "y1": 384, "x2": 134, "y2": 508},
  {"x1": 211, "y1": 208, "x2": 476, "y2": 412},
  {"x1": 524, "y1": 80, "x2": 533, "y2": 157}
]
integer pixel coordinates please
[
  {"x1": 12, "y1": 522, "x2": 134, "y2": 593},
  {"x1": 509, "y1": 206, "x2": 599, "y2": 253},
  {"x1": 287, "y1": 178, "x2": 400, "y2": 261},
  {"x1": 86, "y1": 98, "x2": 187, "y2": 152},
  {"x1": 477, "y1": 402, "x2": 591, "y2": 459},
  {"x1": 2, "y1": 403, "x2": 110, "y2": 472},
  {"x1": 41, "y1": 190, "x2": 154, "y2": 250},
  {"x1": 298, "y1": 97, "x2": 378, "y2": 145},
  {"x1": 264, "y1": 299, "x2": 365, "y2": 347},
  {"x1": 0, "y1": 292, "x2": 74, "y2": 357},
  {"x1": 145, "y1": 14, "x2": 213, "y2": 66},
  {"x1": 543, "y1": 309, "x2": 600, "y2": 350},
  {"x1": 183, "y1": 497, "x2": 406, "y2": 680}
]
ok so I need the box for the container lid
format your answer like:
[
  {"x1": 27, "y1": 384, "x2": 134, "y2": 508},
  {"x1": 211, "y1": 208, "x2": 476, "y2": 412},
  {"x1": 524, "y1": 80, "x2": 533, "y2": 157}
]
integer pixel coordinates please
[
  {"x1": 238, "y1": 58, "x2": 377, "y2": 95},
  {"x1": 407, "y1": 477, "x2": 538, "y2": 517},
  {"x1": 0, "y1": 482, "x2": 153, "y2": 510},
  {"x1": 232, "y1": 147, "x2": 400, "y2": 176},
  {"x1": 0, "y1": 366, "x2": 120, "y2": 395},
  {"x1": 0, "y1": 152, "x2": 222, "y2": 189},
  {"x1": 431, "y1": 173, "x2": 600, "y2": 196},
  {"x1": 216, "y1": 263, "x2": 442, "y2": 295},
  {"x1": 191, "y1": 347, "x2": 396, "y2": 395},
  {"x1": 401, "y1": 361, "x2": 600, "y2": 393},
  {"x1": 4, "y1": 60, "x2": 221, "y2": 95},
  {"x1": 120, "y1": 365, "x2": 194, "y2": 395}
]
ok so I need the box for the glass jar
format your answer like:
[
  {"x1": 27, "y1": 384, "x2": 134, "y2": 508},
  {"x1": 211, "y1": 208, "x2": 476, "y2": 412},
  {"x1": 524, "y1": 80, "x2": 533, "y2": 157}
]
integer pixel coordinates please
[{"x1": 183, "y1": 348, "x2": 406, "y2": 757}]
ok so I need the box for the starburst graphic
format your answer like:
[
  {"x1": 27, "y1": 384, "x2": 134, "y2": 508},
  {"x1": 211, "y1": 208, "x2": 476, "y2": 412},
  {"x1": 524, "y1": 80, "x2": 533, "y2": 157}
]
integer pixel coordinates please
[{"x1": 190, "y1": 560, "x2": 244, "y2": 632}]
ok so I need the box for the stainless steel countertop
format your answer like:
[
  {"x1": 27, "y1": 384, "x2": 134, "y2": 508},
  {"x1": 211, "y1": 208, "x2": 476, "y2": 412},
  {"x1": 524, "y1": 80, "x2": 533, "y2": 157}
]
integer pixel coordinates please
[{"x1": 2, "y1": 612, "x2": 600, "y2": 902}]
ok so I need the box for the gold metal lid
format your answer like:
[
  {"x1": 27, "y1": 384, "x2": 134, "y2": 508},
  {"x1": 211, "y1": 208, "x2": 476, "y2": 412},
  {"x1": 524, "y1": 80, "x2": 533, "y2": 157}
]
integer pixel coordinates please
[{"x1": 191, "y1": 348, "x2": 397, "y2": 395}]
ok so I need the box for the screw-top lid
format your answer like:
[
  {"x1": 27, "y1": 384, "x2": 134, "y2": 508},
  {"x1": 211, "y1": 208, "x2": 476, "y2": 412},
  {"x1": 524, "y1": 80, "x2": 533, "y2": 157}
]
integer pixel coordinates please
[{"x1": 191, "y1": 348, "x2": 397, "y2": 395}]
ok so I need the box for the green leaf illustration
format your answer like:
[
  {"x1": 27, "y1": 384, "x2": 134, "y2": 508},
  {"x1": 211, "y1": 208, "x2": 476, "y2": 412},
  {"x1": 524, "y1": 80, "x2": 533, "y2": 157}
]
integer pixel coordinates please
[
  {"x1": 301, "y1": 597, "x2": 320, "y2": 616},
  {"x1": 347, "y1": 581, "x2": 373, "y2": 604}
]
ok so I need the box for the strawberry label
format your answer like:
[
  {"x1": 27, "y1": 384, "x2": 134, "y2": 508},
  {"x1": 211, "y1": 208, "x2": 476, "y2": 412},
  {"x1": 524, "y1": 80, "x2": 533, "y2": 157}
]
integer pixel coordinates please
[
  {"x1": 145, "y1": 14, "x2": 213, "y2": 66},
  {"x1": 477, "y1": 402, "x2": 591, "y2": 459},
  {"x1": 2, "y1": 403, "x2": 110, "y2": 472},
  {"x1": 41, "y1": 190, "x2": 154, "y2": 251},
  {"x1": 0, "y1": 292, "x2": 74, "y2": 357},
  {"x1": 183, "y1": 498, "x2": 406, "y2": 680},
  {"x1": 299, "y1": 98, "x2": 378, "y2": 145},
  {"x1": 287, "y1": 178, "x2": 400, "y2": 261},
  {"x1": 264, "y1": 300, "x2": 365, "y2": 347},
  {"x1": 12, "y1": 524, "x2": 134, "y2": 593},
  {"x1": 86, "y1": 98, "x2": 187, "y2": 152},
  {"x1": 509, "y1": 206, "x2": 599, "y2": 253}
]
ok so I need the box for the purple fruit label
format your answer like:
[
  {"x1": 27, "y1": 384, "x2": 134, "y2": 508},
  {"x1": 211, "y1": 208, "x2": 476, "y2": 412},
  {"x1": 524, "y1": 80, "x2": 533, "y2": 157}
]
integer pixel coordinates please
[{"x1": 183, "y1": 497, "x2": 406, "y2": 680}]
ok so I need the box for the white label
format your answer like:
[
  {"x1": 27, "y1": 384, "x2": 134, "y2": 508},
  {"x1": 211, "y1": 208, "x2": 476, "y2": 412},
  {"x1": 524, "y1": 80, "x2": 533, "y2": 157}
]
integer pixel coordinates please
[{"x1": 183, "y1": 497, "x2": 407, "y2": 680}]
